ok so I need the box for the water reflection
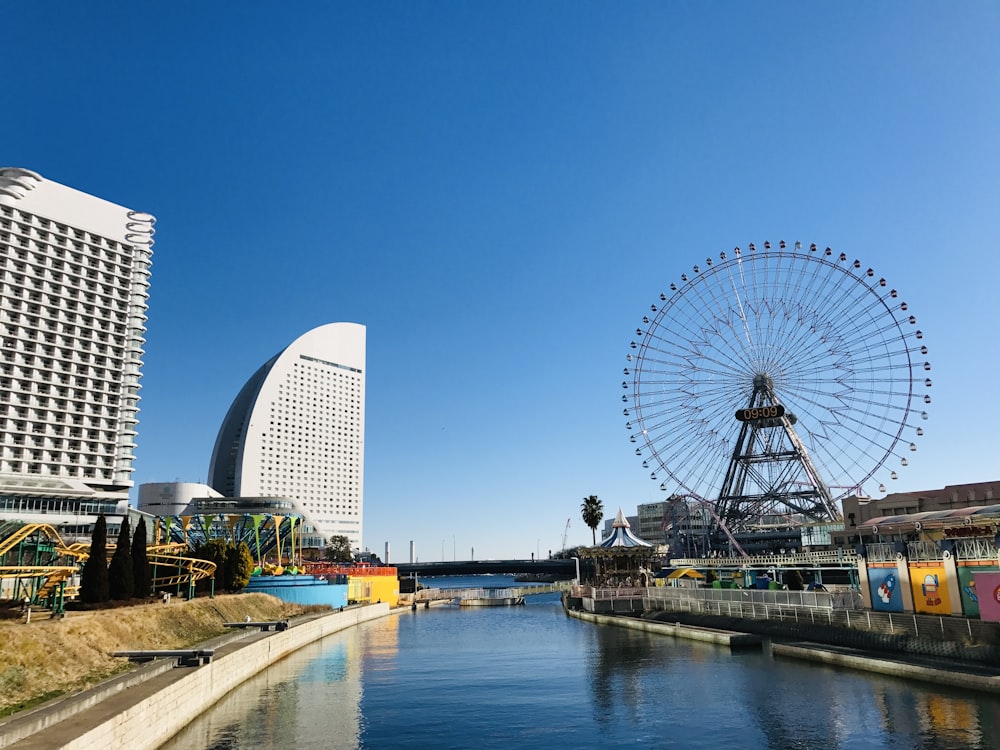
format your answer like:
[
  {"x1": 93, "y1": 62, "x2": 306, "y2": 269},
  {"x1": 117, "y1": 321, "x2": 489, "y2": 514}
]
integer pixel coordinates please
[
  {"x1": 589, "y1": 625, "x2": 652, "y2": 721},
  {"x1": 586, "y1": 624, "x2": 998, "y2": 750},
  {"x1": 168, "y1": 596, "x2": 1000, "y2": 750},
  {"x1": 161, "y1": 628, "x2": 368, "y2": 750}
]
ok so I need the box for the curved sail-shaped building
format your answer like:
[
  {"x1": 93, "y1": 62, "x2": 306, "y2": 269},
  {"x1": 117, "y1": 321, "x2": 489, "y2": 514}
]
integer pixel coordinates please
[{"x1": 208, "y1": 323, "x2": 366, "y2": 548}]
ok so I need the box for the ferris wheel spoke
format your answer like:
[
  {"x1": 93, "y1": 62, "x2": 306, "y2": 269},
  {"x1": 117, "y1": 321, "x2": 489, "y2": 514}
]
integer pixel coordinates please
[{"x1": 643, "y1": 311, "x2": 757, "y2": 377}]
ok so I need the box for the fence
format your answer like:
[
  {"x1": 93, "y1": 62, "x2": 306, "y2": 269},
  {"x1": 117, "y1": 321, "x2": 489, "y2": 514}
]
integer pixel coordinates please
[
  {"x1": 667, "y1": 549, "x2": 857, "y2": 568},
  {"x1": 634, "y1": 586, "x2": 1000, "y2": 645},
  {"x1": 644, "y1": 585, "x2": 863, "y2": 611}
]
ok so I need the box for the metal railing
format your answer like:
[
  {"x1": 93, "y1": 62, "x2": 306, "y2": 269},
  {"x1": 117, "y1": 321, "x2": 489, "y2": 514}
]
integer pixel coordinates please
[
  {"x1": 644, "y1": 586, "x2": 863, "y2": 610},
  {"x1": 591, "y1": 587, "x2": 646, "y2": 600},
  {"x1": 956, "y1": 537, "x2": 999, "y2": 561},
  {"x1": 862, "y1": 542, "x2": 898, "y2": 563},
  {"x1": 573, "y1": 585, "x2": 861, "y2": 610},
  {"x1": 668, "y1": 549, "x2": 858, "y2": 568},
  {"x1": 906, "y1": 540, "x2": 941, "y2": 562},
  {"x1": 644, "y1": 594, "x2": 997, "y2": 644}
]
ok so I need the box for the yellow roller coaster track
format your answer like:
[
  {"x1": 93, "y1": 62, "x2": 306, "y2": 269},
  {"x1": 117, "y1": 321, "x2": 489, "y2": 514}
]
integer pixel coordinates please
[
  {"x1": 0, "y1": 523, "x2": 83, "y2": 559},
  {"x1": 0, "y1": 523, "x2": 217, "y2": 591}
]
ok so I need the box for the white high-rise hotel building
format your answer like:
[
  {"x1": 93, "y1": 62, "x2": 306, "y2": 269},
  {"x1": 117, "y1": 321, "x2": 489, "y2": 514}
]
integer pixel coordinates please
[
  {"x1": 0, "y1": 168, "x2": 366, "y2": 550},
  {"x1": 0, "y1": 168, "x2": 153, "y2": 530},
  {"x1": 208, "y1": 323, "x2": 366, "y2": 549}
]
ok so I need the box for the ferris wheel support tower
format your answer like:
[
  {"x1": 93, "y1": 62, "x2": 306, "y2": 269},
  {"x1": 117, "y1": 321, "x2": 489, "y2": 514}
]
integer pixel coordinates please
[{"x1": 716, "y1": 373, "x2": 838, "y2": 533}]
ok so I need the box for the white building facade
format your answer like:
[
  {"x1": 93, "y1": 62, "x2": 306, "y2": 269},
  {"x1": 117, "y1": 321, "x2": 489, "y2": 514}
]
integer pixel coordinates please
[
  {"x1": 208, "y1": 323, "x2": 366, "y2": 549},
  {"x1": 0, "y1": 168, "x2": 153, "y2": 538}
]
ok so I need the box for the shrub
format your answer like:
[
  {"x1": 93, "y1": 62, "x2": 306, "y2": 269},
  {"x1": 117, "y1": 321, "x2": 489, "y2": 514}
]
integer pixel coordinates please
[{"x1": 226, "y1": 542, "x2": 255, "y2": 591}]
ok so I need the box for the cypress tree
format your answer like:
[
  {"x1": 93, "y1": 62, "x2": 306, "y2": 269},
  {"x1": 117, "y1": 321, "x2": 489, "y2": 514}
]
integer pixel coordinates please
[
  {"x1": 108, "y1": 516, "x2": 135, "y2": 600},
  {"x1": 80, "y1": 514, "x2": 110, "y2": 603},
  {"x1": 131, "y1": 517, "x2": 152, "y2": 599}
]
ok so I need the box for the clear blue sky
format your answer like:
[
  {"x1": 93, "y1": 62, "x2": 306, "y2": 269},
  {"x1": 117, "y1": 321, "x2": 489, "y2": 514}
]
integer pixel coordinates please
[{"x1": 4, "y1": 4, "x2": 999, "y2": 561}]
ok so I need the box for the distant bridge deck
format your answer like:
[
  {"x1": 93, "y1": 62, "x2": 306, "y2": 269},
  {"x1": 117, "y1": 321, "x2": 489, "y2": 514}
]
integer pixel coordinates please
[
  {"x1": 395, "y1": 559, "x2": 577, "y2": 577},
  {"x1": 414, "y1": 582, "x2": 573, "y2": 603}
]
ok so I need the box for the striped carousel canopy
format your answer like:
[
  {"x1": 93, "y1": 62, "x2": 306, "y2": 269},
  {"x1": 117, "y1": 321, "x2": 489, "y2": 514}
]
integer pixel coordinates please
[{"x1": 599, "y1": 508, "x2": 653, "y2": 548}]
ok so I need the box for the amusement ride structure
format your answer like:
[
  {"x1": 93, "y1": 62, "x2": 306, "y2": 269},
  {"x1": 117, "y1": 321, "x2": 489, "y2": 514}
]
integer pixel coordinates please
[
  {"x1": 0, "y1": 522, "x2": 218, "y2": 611},
  {"x1": 624, "y1": 241, "x2": 930, "y2": 554}
]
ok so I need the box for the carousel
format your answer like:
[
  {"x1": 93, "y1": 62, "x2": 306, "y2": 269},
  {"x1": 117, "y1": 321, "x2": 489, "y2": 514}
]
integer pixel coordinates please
[{"x1": 579, "y1": 508, "x2": 660, "y2": 587}]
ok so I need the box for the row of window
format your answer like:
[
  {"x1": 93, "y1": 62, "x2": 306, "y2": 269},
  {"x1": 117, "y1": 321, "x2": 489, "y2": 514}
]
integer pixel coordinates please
[
  {"x1": 0, "y1": 256, "x2": 134, "y2": 290},
  {"x1": 0, "y1": 460, "x2": 119, "y2": 480},
  {"x1": 0, "y1": 205, "x2": 138, "y2": 260}
]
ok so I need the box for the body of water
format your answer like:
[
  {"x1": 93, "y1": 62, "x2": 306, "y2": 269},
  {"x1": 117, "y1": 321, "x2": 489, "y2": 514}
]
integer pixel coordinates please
[{"x1": 162, "y1": 577, "x2": 1000, "y2": 749}]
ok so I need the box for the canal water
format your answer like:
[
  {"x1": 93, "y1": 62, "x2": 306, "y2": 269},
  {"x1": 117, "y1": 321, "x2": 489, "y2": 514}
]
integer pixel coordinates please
[{"x1": 162, "y1": 576, "x2": 1000, "y2": 749}]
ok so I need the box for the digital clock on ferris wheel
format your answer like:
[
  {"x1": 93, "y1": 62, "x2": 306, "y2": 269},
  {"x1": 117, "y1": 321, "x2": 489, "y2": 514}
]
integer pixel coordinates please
[{"x1": 735, "y1": 405, "x2": 786, "y2": 422}]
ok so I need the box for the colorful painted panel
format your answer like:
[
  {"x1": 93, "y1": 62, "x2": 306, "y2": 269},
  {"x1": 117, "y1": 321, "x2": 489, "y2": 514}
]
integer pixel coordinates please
[
  {"x1": 972, "y1": 572, "x2": 1000, "y2": 622},
  {"x1": 909, "y1": 565, "x2": 950, "y2": 615},
  {"x1": 957, "y1": 566, "x2": 996, "y2": 617},
  {"x1": 867, "y1": 567, "x2": 903, "y2": 612}
]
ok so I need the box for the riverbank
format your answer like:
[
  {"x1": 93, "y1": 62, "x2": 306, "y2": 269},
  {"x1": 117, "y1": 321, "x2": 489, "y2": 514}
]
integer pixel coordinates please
[
  {"x1": 0, "y1": 599, "x2": 390, "y2": 749},
  {"x1": 772, "y1": 641, "x2": 1000, "y2": 694},
  {"x1": 0, "y1": 594, "x2": 307, "y2": 719},
  {"x1": 567, "y1": 597, "x2": 1000, "y2": 695},
  {"x1": 565, "y1": 605, "x2": 761, "y2": 649}
]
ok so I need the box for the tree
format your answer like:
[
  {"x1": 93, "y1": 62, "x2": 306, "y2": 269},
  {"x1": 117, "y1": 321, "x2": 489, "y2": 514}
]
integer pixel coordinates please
[
  {"x1": 108, "y1": 516, "x2": 134, "y2": 600},
  {"x1": 80, "y1": 514, "x2": 110, "y2": 604},
  {"x1": 195, "y1": 538, "x2": 229, "y2": 593},
  {"x1": 226, "y1": 542, "x2": 255, "y2": 591},
  {"x1": 131, "y1": 518, "x2": 152, "y2": 599},
  {"x1": 581, "y1": 495, "x2": 604, "y2": 546},
  {"x1": 325, "y1": 535, "x2": 353, "y2": 563}
]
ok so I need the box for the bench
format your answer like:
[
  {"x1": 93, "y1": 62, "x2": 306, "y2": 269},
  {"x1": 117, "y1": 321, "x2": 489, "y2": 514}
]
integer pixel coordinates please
[
  {"x1": 111, "y1": 649, "x2": 215, "y2": 667},
  {"x1": 222, "y1": 619, "x2": 289, "y2": 632}
]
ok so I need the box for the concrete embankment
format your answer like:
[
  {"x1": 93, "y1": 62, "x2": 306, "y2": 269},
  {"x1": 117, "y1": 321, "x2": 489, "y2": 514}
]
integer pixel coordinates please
[
  {"x1": 3, "y1": 603, "x2": 390, "y2": 750},
  {"x1": 565, "y1": 607, "x2": 761, "y2": 649},
  {"x1": 771, "y1": 642, "x2": 1000, "y2": 694}
]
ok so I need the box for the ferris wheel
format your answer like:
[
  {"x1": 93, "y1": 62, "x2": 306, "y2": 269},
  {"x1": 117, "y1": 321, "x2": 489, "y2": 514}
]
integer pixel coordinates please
[{"x1": 623, "y1": 241, "x2": 929, "y2": 539}]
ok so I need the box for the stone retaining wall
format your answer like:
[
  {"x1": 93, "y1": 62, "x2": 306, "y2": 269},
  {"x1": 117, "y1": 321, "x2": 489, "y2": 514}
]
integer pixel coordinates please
[
  {"x1": 645, "y1": 609, "x2": 1000, "y2": 665},
  {"x1": 51, "y1": 603, "x2": 388, "y2": 750},
  {"x1": 567, "y1": 606, "x2": 761, "y2": 648}
]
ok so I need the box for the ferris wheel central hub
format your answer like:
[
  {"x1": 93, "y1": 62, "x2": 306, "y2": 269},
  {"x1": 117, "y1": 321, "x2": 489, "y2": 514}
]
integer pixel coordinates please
[{"x1": 752, "y1": 373, "x2": 774, "y2": 392}]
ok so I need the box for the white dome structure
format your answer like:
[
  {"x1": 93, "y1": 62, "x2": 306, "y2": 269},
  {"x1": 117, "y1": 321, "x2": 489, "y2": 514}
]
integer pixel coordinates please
[{"x1": 208, "y1": 323, "x2": 366, "y2": 548}]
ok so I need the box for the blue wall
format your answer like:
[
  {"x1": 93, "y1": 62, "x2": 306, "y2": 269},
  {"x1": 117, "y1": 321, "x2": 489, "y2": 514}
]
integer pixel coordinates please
[{"x1": 244, "y1": 575, "x2": 348, "y2": 608}]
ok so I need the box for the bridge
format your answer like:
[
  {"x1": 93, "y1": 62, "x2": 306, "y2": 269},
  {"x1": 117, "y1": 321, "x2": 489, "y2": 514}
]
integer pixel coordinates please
[
  {"x1": 395, "y1": 558, "x2": 578, "y2": 578},
  {"x1": 413, "y1": 581, "x2": 574, "y2": 603}
]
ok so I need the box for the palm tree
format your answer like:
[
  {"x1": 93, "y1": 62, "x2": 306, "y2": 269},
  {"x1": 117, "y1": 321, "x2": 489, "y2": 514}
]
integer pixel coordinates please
[{"x1": 581, "y1": 495, "x2": 604, "y2": 545}]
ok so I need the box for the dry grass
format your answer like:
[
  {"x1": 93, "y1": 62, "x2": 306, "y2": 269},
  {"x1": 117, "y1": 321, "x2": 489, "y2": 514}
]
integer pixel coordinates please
[{"x1": 0, "y1": 594, "x2": 316, "y2": 716}]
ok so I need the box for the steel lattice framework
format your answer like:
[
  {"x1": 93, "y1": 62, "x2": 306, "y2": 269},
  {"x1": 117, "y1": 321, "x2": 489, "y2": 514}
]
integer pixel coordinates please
[{"x1": 624, "y1": 241, "x2": 929, "y2": 548}]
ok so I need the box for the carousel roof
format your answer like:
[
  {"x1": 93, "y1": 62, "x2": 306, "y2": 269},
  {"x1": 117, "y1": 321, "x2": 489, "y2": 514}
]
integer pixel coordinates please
[{"x1": 599, "y1": 508, "x2": 653, "y2": 548}]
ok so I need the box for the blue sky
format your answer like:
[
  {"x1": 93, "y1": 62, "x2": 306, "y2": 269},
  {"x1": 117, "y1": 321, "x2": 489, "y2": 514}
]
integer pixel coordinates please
[{"x1": 4, "y1": 4, "x2": 999, "y2": 560}]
